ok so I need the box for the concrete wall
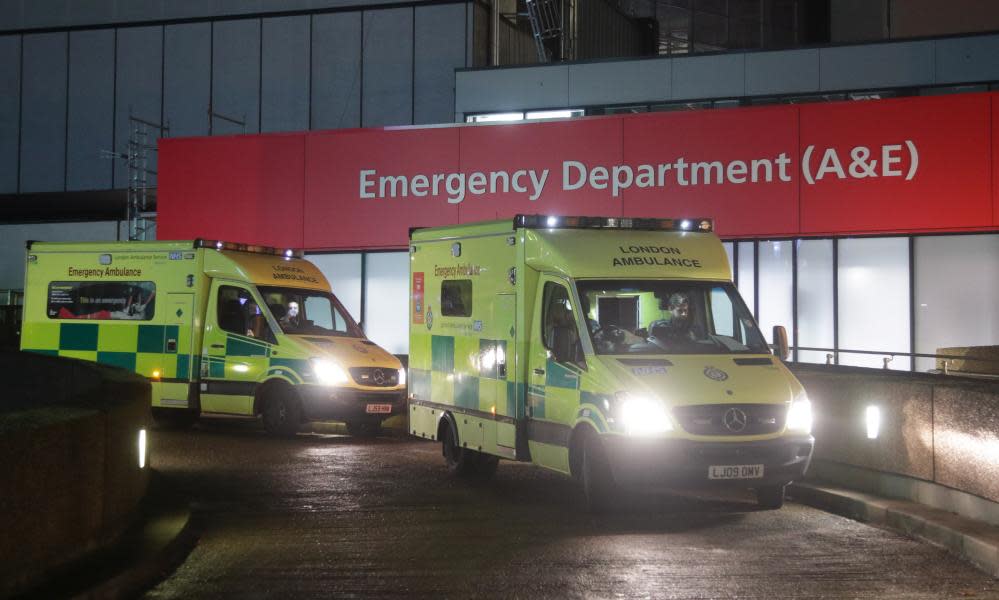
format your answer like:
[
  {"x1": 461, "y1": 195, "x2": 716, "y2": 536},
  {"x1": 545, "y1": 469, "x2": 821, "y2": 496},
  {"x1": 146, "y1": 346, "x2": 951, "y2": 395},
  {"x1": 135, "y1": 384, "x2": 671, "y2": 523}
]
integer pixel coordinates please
[
  {"x1": 455, "y1": 32, "x2": 999, "y2": 118},
  {"x1": 0, "y1": 1, "x2": 472, "y2": 196},
  {"x1": 0, "y1": 351, "x2": 151, "y2": 598},
  {"x1": 792, "y1": 364, "x2": 999, "y2": 505}
]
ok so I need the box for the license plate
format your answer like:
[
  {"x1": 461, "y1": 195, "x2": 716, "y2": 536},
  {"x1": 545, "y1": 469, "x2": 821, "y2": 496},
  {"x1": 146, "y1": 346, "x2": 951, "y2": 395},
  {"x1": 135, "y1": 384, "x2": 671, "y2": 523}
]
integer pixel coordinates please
[
  {"x1": 365, "y1": 403, "x2": 393, "y2": 414},
  {"x1": 708, "y1": 464, "x2": 764, "y2": 480}
]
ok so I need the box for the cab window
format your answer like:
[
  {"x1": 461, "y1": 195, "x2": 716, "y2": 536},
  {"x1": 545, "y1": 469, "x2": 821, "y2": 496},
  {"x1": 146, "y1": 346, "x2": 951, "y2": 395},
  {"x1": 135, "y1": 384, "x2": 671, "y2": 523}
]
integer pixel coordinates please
[
  {"x1": 257, "y1": 286, "x2": 361, "y2": 337},
  {"x1": 541, "y1": 281, "x2": 585, "y2": 368},
  {"x1": 217, "y1": 286, "x2": 274, "y2": 343}
]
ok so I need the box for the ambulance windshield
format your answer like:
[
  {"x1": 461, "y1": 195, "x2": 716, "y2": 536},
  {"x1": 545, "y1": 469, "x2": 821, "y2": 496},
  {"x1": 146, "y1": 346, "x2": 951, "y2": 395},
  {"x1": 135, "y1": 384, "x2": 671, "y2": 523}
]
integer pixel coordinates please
[
  {"x1": 575, "y1": 280, "x2": 770, "y2": 355},
  {"x1": 257, "y1": 286, "x2": 362, "y2": 337}
]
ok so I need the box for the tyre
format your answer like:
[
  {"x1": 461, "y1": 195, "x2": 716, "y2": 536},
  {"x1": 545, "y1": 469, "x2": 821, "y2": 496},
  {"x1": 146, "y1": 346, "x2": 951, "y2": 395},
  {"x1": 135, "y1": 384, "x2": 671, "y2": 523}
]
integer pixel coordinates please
[
  {"x1": 756, "y1": 484, "x2": 786, "y2": 510},
  {"x1": 441, "y1": 423, "x2": 478, "y2": 478},
  {"x1": 152, "y1": 408, "x2": 198, "y2": 430},
  {"x1": 581, "y1": 433, "x2": 615, "y2": 513},
  {"x1": 346, "y1": 420, "x2": 382, "y2": 438},
  {"x1": 262, "y1": 388, "x2": 302, "y2": 436}
]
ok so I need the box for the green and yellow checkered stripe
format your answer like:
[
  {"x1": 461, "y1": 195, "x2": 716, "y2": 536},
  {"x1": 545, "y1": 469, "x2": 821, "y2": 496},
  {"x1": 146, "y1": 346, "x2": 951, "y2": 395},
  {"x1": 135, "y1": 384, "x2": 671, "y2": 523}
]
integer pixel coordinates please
[
  {"x1": 410, "y1": 333, "x2": 524, "y2": 419},
  {"x1": 22, "y1": 321, "x2": 193, "y2": 380}
]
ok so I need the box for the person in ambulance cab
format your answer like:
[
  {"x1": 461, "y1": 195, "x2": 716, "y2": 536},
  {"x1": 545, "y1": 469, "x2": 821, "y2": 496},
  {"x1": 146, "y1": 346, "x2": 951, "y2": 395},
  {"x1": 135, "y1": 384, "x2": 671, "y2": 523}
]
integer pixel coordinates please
[
  {"x1": 648, "y1": 292, "x2": 697, "y2": 351},
  {"x1": 280, "y1": 300, "x2": 302, "y2": 330}
]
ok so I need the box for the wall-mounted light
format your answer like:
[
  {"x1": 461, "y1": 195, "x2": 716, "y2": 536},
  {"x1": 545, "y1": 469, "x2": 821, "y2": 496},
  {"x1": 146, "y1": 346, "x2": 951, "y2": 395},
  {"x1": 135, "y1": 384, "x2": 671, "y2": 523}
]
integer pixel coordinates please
[{"x1": 866, "y1": 405, "x2": 880, "y2": 439}]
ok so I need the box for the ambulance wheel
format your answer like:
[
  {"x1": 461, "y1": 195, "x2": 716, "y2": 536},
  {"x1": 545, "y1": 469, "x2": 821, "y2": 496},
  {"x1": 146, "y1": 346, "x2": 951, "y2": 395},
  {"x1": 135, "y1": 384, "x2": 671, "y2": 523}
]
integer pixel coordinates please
[
  {"x1": 346, "y1": 420, "x2": 382, "y2": 438},
  {"x1": 582, "y1": 434, "x2": 614, "y2": 513},
  {"x1": 441, "y1": 425, "x2": 477, "y2": 478},
  {"x1": 756, "y1": 484, "x2": 786, "y2": 510},
  {"x1": 262, "y1": 389, "x2": 302, "y2": 437}
]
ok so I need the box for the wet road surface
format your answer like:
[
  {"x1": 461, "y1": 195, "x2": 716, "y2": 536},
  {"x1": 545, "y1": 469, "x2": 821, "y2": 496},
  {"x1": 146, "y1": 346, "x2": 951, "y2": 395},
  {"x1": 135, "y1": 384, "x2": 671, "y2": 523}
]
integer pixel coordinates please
[{"x1": 146, "y1": 419, "x2": 999, "y2": 599}]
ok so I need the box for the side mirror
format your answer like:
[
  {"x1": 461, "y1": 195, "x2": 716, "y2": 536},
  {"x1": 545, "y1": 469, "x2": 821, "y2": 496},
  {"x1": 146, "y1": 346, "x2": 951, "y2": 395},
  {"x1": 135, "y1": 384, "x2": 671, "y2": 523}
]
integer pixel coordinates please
[{"x1": 772, "y1": 325, "x2": 789, "y2": 361}]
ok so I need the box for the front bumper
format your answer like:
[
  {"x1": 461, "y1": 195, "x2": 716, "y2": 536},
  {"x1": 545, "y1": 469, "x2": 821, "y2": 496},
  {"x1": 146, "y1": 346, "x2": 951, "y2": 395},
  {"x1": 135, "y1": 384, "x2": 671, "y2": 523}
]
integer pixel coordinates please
[
  {"x1": 602, "y1": 434, "x2": 814, "y2": 488},
  {"x1": 298, "y1": 385, "x2": 406, "y2": 422}
]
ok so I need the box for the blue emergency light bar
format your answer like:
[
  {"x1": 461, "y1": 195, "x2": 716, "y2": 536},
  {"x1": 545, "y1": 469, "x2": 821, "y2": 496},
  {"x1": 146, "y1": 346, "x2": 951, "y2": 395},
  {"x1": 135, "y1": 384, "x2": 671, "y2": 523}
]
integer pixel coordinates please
[
  {"x1": 194, "y1": 238, "x2": 304, "y2": 258},
  {"x1": 514, "y1": 215, "x2": 713, "y2": 232}
]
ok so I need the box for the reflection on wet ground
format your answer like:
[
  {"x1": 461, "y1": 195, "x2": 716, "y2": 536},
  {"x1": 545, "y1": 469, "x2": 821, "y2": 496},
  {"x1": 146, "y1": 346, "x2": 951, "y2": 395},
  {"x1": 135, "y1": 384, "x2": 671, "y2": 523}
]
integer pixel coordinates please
[{"x1": 146, "y1": 419, "x2": 999, "y2": 599}]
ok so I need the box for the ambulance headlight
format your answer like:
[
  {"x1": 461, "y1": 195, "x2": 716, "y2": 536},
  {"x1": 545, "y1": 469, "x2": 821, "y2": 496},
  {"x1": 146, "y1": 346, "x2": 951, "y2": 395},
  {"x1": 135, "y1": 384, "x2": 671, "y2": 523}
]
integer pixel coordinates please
[
  {"x1": 398, "y1": 368, "x2": 407, "y2": 387},
  {"x1": 616, "y1": 392, "x2": 673, "y2": 436},
  {"x1": 786, "y1": 396, "x2": 813, "y2": 434},
  {"x1": 311, "y1": 358, "x2": 349, "y2": 386}
]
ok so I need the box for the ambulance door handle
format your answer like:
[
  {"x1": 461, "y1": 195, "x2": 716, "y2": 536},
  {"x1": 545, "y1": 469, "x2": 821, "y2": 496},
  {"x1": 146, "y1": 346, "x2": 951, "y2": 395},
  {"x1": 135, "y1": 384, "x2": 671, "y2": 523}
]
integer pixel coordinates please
[
  {"x1": 533, "y1": 368, "x2": 545, "y2": 376},
  {"x1": 211, "y1": 344, "x2": 224, "y2": 349}
]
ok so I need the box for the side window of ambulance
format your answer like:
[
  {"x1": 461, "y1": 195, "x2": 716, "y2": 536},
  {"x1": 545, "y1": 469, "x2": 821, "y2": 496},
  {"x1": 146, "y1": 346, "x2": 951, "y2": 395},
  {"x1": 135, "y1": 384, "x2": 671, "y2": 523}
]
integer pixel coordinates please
[
  {"x1": 709, "y1": 287, "x2": 735, "y2": 337},
  {"x1": 541, "y1": 282, "x2": 585, "y2": 368},
  {"x1": 441, "y1": 280, "x2": 472, "y2": 317},
  {"x1": 217, "y1": 286, "x2": 274, "y2": 342},
  {"x1": 47, "y1": 281, "x2": 156, "y2": 320}
]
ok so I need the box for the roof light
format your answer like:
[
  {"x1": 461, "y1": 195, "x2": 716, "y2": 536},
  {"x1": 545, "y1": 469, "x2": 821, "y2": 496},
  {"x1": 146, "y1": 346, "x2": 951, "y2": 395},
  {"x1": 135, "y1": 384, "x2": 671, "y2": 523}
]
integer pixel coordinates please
[
  {"x1": 514, "y1": 215, "x2": 713, "y2": 232},
  {"x1": 195, "y1": 239, "x2": 304, "y2": 258}
]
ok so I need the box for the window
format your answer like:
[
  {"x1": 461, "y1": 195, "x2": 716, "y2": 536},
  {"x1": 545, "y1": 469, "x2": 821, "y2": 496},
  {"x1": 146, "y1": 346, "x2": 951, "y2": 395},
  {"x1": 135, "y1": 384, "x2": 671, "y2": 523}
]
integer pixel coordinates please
[
  {"x1": 737, "y1": 241, "x2": 756, "y2": 317},
  {"x1": 363, "y1": 252, "x2": 410, "y2": 355},
  {"x1": 757, "y1": 240, "x2": 793, "y2": 348},
  {"x1": 914, "y1": 234, "x2": 999, "y2": 372},
  {"x1": 441, "y1": 280, "x2": 473, "y2": 317},
  {"x1": 47, "y1": 281, "x2": 155, "y2": 320},
  {"x1": 216, "y1": 286, "x2": 274, "y2": 341},
  {"x1": 576, "y1": 280, "x2": 768, "y2": 356},
  {"x1": 796, "y1": 239, "x2": 834, "y2": 364},
  {"x1": 307, "y1": 253, "x2": 362, "y2": 322},
  {"x1": 465, "y1": 109, "x2": 583, "y2": 123},
  {"x1": 542, "y1": 281, "x2": 585, "y2": 367},
  {"x1": 838, "y1": 238, "x2": 910, "y2": 370},
  {"x1": 257, "y1": 286, "x2": 359, "y2": 338}
]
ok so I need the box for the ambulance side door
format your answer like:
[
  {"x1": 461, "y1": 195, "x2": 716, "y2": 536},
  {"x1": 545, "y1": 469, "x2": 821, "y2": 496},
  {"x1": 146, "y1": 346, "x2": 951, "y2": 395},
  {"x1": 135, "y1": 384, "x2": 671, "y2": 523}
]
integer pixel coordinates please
[
  {"x1": 200, "y1": 280, "x2": 275, "y2": 415},
  {"x1": 526, "y1": 275, "x2": 585, "y2": 473}
]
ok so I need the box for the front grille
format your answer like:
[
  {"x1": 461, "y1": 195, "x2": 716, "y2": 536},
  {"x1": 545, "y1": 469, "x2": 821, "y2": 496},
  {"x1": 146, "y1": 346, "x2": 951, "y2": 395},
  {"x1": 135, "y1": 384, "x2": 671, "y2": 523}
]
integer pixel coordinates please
[
  {"x1": 348, "y1": 367, "x2": 399, "y2": 387},
  {"x1": 672, "y1": 403, "x2": 786, "y2": 436}
]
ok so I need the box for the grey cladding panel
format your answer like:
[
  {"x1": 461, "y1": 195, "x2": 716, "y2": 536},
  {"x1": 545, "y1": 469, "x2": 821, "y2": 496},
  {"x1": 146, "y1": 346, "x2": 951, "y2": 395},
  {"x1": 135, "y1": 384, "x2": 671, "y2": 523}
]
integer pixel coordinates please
[
  {"x1": 115, "y1": 26, "x2": 164, "y2": 189},
  {"x1": 820, "y1": 41, "x2": 934, "y2": 91},
  {"x1": 935, "y1": 35, "x2": 999, "y2": 85},
  {"x1": 568, "y1": 59, "x2": 669, "y2": 106},
  {"x1": 0, "y1": 35, "x2": 20, "y2": 193},
  {"x1": 67, "y1": 29, "x2": 114, "y2": 191},
  {"x1": 20, "y1": 32, "x2": 67, "y2": 194},
  {"x1": 362, "y1": 8, "x2": 414, "y2": 127},
  {"x1": 311, "y1": 12, "x2": 361, "y2": 130},
  {"x1": 455, "y1": 66, "x2": 568, "y2": 114},
  {"x1": 745, "y1": 49, "x2": 820, "y2": 97},
  {"x1": 66, "y1": 29, "x2": 115, "y2": 190},
  {"x1": 414, "y1": 3, "x2": 466, "y2": 125},
  {"x1": 164, "y1": 22, "x2": 211, "y2": 138},
  {"x1": 212, "y1": 19, "x2": 261, "y2": 135},
  {"x1": 671, "y1": 53, "x2": 745, "y2": 100},
  {"x1": 261, "y1": 15, "x2": 310, "y2": 133}
]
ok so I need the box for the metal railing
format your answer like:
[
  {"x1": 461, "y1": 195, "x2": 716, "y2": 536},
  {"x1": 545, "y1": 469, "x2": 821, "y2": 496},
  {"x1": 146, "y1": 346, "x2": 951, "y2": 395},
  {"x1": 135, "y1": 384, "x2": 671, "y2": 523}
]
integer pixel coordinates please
[{"x1": 791, "y1": 345, "x2": 999, "y2": 377}]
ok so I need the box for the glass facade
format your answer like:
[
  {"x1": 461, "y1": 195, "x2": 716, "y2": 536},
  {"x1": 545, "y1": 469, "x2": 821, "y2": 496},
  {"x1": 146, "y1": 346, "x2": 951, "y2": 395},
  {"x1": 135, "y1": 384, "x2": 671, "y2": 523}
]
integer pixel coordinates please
[{"x1": 310, "y1": 234, "x2": 999, "y2": 372}]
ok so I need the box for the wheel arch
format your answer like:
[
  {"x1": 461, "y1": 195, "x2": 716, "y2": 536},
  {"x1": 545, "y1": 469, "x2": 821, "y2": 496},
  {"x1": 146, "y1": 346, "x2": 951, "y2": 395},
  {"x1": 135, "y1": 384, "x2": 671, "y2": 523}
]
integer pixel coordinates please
[{"x1": 254, "y1": 377, "x2": 298, "y2": 416}]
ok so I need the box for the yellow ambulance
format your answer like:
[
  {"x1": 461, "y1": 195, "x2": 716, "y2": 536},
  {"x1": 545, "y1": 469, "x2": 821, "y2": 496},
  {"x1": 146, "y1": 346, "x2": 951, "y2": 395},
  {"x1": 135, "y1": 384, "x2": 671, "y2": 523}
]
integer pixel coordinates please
[
  {"x1": 408, "y1": 215, "x2": 813, "y2": 510},
  {"x1": 20, "y1": 240, "x2": 405, "y2": 436}
]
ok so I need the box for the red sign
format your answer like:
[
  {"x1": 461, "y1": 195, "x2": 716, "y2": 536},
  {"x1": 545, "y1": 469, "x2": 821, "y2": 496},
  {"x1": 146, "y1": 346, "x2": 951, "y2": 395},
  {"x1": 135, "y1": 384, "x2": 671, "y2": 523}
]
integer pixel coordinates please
[{"x1": 158, "y1": 92, "x2": 999, "y2": 248}]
